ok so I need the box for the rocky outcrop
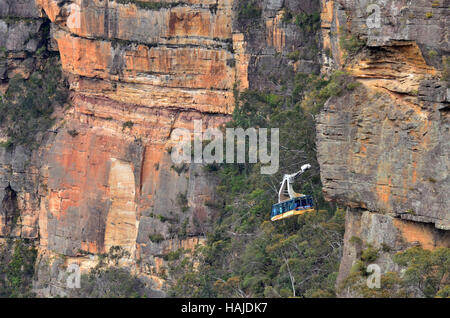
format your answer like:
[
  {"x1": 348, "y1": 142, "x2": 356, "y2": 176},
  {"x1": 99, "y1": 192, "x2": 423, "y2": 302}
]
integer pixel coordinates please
[
  {"x1": 0, "y1": 0, "x2": 46, "y2": 91},
  {"x1": 31, "y1": 0, "x2": 240, "y2": 295},
  {"x1": 239, "y1": 0, "x2": 321, "y2": 92},
  {"x1": 0, "y1": 0, "x2": 239, "y2": 296},
  {"x1": 317, "y1": 0, "x2": 449, "y2": 295},
  {"x1": 0, "y1": 0, "x2": 51, "y2": 239}
]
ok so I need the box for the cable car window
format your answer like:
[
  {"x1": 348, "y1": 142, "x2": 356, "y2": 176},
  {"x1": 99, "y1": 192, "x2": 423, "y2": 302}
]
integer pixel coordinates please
[{"x1": 289, "y1": 200, "x2": 296, "y2": 210}]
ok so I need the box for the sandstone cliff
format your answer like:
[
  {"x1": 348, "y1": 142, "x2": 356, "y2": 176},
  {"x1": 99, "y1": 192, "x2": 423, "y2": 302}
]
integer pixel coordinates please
[
  {"x1": 36, "y1": 0, "x2": 242, "y2": 295},
  {"x1": 316, "y1": 0, "x2": 449, "y2": 296},
  {"x1": 1, "y1": 0, "x2": 240, "y2": 296}
]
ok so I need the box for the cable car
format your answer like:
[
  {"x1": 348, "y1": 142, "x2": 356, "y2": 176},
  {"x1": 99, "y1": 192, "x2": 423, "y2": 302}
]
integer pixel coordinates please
[
  {"x1": 271, "y1": 164, "x2": 315, "y2": 221},
  {"x1": 271, "y1": 195, "x2": 314, "y2": 221}
]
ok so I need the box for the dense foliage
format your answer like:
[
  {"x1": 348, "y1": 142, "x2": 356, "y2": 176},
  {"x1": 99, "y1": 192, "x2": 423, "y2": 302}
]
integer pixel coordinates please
[
  {"x1": 0, "y1": 239, "x2": 37, "y2": 298},
  {"x1": 0, "y1": 55, "x2": 68, "y2": 148},
  {"x1": 166, "y1": 71, "x2": 362, "y2": 297},
  {"x1": 69, "y1": 246, "x2": 156, "y2": 298},
  {"x1": 339, "y1": 246, "x2": 450, "y2": 298},
  {"x1": 237, "y1": 0, "x2": 262, "y2": 26},
  {"x1": 72, "y1": 267, "x2": 146, "y2": 298}
]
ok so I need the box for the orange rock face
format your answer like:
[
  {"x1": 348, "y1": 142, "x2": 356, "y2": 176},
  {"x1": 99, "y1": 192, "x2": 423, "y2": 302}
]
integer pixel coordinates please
[
  {"x1": 318, "y1": 0, "x2": 449, "y2": 296},
  {"x1": 318, "y1": 1, "x2": 449, "y2": 230},
  {"x1": 32, "y1": 0, "x2": 246, "y2": 277}
]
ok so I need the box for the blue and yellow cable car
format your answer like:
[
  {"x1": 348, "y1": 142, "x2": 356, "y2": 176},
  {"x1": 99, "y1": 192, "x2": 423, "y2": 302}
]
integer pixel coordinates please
[
  {"x1": 271, "y1": 164, "x2": 315, "y2": 222},
  {"x1": 271, "y1": 195, "x2": 314, "y2": 221}
]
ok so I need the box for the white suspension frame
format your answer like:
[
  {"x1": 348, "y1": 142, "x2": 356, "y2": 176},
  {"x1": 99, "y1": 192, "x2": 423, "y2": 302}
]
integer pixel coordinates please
[{"x1": 278, "y1": 164, "x2": 311, "y2": 203}]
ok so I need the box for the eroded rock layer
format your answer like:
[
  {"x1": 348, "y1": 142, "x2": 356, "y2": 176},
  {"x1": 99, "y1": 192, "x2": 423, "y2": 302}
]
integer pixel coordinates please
[
  {"x1": 317, "y1": 0, "x2": 449, "y2": 295},
  {"x1": 0, "y1": 0, "x2": 244, "y2": 296},
  {"x1": 0, "y1": 0, "x2": 50, "y2": 239},
  {"x1": 31, "y1": 0, "x2": 241, "y2": 294}
]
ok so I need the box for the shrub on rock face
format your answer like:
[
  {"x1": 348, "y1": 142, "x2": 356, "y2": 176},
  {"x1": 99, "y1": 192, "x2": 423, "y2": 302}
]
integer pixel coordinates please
[
  {"x1": 0, "y1": 239, "x2": 37, "y2": 298},
  {"x1": 339, "y1": 28, "x2": 365, "y2": 56},
  {"x1": 237, "y1": 0, "x2": 262, "y2": 26},
  {"x1": 73, "y1": 267, "x2": 145, "y2": 298},
  {"x1": 339, "y1": 246, "x2": 450, "y2": 298},
  {"x1": 393, "y1": 247, "x2": 450, "y2": 298},
  {"x1": 0, "y1": 56, "x2": 68, "y2": 148}
]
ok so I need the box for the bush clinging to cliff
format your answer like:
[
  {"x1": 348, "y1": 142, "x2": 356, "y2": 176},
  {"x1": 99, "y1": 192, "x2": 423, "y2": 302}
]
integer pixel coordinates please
[
  {"x1": 237, "y1": 0, "x2": 262, "y2": 26},
  {"x1": 0, "y1": 56, "x2": 68, "y2": 148},
  {"x1": 339, "y1": 246, "x2": 450, "y2": 298},
  {"x1": 0, "y1": 239, "x2": 37, "y2": 298}
]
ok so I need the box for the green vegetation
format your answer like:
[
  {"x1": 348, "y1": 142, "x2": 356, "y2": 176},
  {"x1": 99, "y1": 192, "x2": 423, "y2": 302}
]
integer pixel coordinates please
[
  {"x1": 1, "y1": 17, "x2": 41, "y2": 25},
  {"x1": 237, "y1": 0, "x2": 262, "y2": 26},
  {"x1": 122, "y1": 120, "x2": 134, "y2": 130},
  {"x1": 281, "y1": 9, "x2": 293, "y2": 23},
  {"x1": 168, "y1": 209, "x2": 345, "y2": 298},
  {"x1": 0, "y1": 56, "x2": 68, "y2": 147},
  {"x1": 149, "y1": 233, "x2": 165, "y2": 243},
  {"x1": 294, "y1": 12, "x2": 321, "y2": 33},
  {"x1": 75, "y1": 267, "x2": 144, "y2": 297},
  {"x1": 286, "y1": 50, "x2": 301, "y2": 62},
  {"x1": 177, "y1": 218, "x2": 189, "y2": 239},
  {"x1": 300, "y1": 71, "x2": 360, "y2": 114},
  {"x1": 350, "y1": 236, "x2": 362, "y2": 245},
  {"x1": 360, "y1": 246, "x2": 379, "y2": 264},
  {"x1": 171, "y1": 163, "x2": 189, "y2": 175},
  {"x1": 157, "y1": 214, "x2": 174, "y2": 223},
  {"x1": 36, "y1": 46, "x2": 46, "y2": 56},
  {"x1": 428, "y1": 49, "x2": 438, "y2": 58},
  {"x1": 163, "y1": 248, "x2": 185, "y2": 262},
  {"x1": 97, "y1": 246, "x2": 131, "y2": 267},
  {"x1": 442, "y1": 56, "x2": 450, "y2": 86},
  {"x1": 340, "y1": 246, "x2": 449, "y2": 298},
  {"x1": 339, "y1": 29, "x2": 365, "y2": 56},
  {"x1": 394, "y1": 247, "x2": 449, "y2": 297},
  {"x1": 115, "y1": 0, "x2": 172, "y2": 10},
  {"x1": 282, "y1": 10, "x2": 320, "y2": 34},
  {"x1": 165, "y1": 70, "x2": 364, "y2": 297},
  {"x1": 68, "y1": 248, "x2": 156, "y2": 298},
  {"x1": 176, "y1": 192, "x2": 189, "y2": 212},
  {"x1": 0, "y1": 239, "x2": 37, "y2": 298},
  {"x1": 165, "y1": 69, "x2": 358, "y2": 297}
]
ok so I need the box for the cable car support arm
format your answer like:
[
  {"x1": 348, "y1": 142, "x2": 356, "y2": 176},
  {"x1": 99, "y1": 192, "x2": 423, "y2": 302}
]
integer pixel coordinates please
[{"x1": 278, "y1": 164, "x2": 311, "y2": 203}]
